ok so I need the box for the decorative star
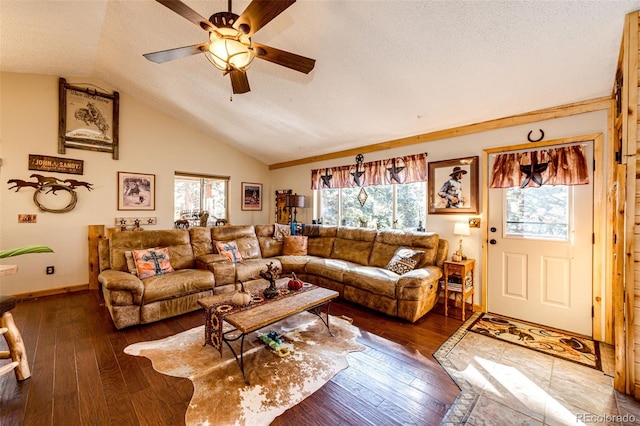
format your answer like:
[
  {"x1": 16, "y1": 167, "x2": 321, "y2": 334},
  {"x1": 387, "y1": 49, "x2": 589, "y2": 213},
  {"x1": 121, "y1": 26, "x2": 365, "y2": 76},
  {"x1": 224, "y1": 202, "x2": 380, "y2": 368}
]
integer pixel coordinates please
[
  {"x1": 386, "y1": 158, "x2": 405, "y2": 184},
  {"x1": 320, "y1": 169, "x2": 333, "y2": 188},
  {"x1": 520, "y1": 162, "x2": 548, "y2": 187},
  {"x1": 351, "y1": 166, "x2": 365, "y2": 187}
]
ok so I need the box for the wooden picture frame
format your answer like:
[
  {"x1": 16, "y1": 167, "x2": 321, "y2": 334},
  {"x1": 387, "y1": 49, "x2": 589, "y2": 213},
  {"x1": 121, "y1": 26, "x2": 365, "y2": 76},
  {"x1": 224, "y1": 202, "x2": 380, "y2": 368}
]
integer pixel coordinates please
[
  {"x1": 428, "y1": 156, "x2": 479, "y2": 214},
  {"x1": 241, "y1": 182, "x2": 262, "y2": 211},
  {"x1": 118, "y1": 172, "x2": 155, "y2": 210},
  {"x1": 58, "y1": 78, "x2": 119, "y2": 160}
]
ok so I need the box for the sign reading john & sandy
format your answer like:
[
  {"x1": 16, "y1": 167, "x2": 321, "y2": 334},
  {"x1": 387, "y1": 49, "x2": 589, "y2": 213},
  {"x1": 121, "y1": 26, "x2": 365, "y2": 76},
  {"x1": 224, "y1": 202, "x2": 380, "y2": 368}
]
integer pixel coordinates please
[{"x1": 29, "y1": 155, "x2": 84, "y2": 175}]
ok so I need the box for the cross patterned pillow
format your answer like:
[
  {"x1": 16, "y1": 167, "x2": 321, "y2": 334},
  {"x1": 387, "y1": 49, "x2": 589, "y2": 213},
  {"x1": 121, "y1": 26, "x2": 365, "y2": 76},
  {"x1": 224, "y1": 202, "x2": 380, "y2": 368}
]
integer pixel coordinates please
[
  {"x1": 385, "y1": 247, "x2": 424, "y2": 275},
  {"x1": 216, "y1": 240, "x2": 244, "y2": 263},
  {"x1": 132, "y1": 247, "x2": 174, "y2": 279}
]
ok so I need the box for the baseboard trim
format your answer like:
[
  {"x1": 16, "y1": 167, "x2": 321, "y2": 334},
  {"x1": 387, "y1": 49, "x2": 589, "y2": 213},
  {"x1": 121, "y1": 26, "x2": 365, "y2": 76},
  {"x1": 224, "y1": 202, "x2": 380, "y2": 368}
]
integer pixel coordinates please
[{"x1": 13, "y1": 284, "x2": 90, "y2": 301}]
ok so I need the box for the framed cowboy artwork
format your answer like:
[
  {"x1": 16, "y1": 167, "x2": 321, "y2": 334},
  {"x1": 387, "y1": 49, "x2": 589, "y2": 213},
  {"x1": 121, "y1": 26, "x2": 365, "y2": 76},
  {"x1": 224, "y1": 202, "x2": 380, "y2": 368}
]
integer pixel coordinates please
[
  {"x1": 428, "y1": 156, "x2": 479, "y2": 214},
  {"x1": 58, "y1": 78, "x2": 120, "y2": 159}
]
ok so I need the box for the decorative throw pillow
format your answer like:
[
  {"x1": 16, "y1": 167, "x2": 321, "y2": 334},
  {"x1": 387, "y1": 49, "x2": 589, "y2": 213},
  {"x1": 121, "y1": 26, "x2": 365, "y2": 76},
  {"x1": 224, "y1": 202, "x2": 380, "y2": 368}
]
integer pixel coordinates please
[
  {"x1": 124, "y1": 251, "x2": 138, "y2": 276},
  {"x1": 282, "y1": 236, "x2": 308, "y2": 256},
  {"x1": 216, "y1": 240, "x2": 243, "y2": 263},
  {"x1": 132, "y1": 247, "x2": 174, "y2": 279},
  {"x1": 385, "y1": 247, "x2": 424, "y2": 275},
  {"x1": 273, "y1": 223, "x2": 291, "y2": 241}
]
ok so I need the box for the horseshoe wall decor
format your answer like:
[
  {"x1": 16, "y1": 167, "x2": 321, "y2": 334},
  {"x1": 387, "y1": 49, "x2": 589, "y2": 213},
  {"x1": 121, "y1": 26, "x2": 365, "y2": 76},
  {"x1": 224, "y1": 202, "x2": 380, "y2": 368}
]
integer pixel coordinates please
[
  {"x1": 527, "y1": 129, "x2": 545, "y2": 142},
  {"x1": 33, "y1": 184, "x2": 78, "y2": 213}
]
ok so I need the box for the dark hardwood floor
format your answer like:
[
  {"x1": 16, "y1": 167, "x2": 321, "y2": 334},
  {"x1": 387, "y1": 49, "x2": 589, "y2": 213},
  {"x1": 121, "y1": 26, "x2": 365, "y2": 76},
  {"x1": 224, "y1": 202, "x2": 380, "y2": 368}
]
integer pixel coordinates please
[{"x1": 0, "y1": 290, "x2": 463, "y2": 426}]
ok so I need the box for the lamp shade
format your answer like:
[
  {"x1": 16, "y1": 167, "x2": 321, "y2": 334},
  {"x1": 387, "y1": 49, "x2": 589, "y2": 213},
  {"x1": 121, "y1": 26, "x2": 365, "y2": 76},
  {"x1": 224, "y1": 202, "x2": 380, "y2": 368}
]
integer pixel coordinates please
[
  {"x1": 286, "y1": 194, "x2": 306, "y2": 208},
  {"x1": 453, "y1": 221, "x2": 470, "y2": 236}
]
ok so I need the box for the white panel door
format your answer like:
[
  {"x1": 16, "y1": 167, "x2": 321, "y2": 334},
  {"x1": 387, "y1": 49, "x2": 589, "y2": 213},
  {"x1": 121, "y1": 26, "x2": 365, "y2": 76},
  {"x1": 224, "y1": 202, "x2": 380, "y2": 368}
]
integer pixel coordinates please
[{"x1": 487, "y1": 144, "x2": 593, "y2": 336}]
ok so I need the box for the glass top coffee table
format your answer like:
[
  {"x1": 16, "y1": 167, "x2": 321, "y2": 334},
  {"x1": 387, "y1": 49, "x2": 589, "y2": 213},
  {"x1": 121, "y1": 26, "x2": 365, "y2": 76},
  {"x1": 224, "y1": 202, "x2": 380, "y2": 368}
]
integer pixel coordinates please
[{"x1": 198, "y1": 280, "x2": 338, "y2": 384}]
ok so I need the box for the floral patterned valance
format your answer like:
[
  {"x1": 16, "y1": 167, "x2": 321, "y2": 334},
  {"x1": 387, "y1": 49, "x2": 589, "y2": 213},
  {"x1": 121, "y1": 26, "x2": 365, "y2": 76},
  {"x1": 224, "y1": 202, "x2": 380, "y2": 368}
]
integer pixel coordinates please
[
  {"x1": 311, "y1": 153, "x2": 427, "y2": 190},
  {"x1": 489, "y1": 145, "x2": 589, "y2": 189}
]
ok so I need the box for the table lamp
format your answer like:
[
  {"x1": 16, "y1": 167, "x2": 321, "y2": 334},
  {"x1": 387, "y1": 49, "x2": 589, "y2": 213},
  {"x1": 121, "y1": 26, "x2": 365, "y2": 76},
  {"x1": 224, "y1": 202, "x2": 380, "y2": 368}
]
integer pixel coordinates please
[
  {"x1": 286, "y1": 194, "x2": 306, "y2": 235},
  {"x1": 453, "y1": 221, "x2": 471, "y2": 261}
]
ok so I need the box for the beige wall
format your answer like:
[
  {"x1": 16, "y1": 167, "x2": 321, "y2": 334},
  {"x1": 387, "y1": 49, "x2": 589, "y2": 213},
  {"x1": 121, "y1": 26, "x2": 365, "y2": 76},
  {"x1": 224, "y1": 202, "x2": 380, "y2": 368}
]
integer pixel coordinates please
[
  {"x1": 270, "y1": 109, "x2": 609, "y2": 335},
  {"x1": 0, "y1": 72, "x2": 271, "y2": 295},
  {"x1": 0, "y1": 71, "x2": 611, "y2": 309}
]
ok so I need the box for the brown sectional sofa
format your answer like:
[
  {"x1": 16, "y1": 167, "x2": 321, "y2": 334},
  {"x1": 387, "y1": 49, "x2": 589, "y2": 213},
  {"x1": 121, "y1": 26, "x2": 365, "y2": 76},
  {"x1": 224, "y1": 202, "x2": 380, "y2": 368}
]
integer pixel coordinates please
[{"x1": 98, "y1": 224, "x2": 448, "y2": 329}]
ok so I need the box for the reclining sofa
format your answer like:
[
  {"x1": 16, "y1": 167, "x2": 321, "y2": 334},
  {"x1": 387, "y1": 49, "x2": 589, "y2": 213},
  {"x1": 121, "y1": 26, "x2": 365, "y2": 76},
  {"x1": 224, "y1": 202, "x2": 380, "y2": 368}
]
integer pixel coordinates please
[{"x1": 98, "y1": 225, "x2": 448, "y2": 328}]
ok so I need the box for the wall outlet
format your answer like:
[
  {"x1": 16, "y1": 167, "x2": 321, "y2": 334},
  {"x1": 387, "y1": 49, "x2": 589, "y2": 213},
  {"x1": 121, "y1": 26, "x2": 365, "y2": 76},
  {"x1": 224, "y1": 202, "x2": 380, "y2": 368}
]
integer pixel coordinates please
[
  {"x1": 46, "y1": 266, "x2": 54, "y2": 275},
  {"x1": 468, "y1": 217, "x2": 481, "y2": 228}
]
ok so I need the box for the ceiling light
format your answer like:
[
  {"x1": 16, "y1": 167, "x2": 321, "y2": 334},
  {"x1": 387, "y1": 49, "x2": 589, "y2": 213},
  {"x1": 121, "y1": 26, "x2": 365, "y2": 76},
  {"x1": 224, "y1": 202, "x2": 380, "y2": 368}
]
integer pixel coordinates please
[{"x1": 205, "y1": 26, "x2": 254, "y2": 72}]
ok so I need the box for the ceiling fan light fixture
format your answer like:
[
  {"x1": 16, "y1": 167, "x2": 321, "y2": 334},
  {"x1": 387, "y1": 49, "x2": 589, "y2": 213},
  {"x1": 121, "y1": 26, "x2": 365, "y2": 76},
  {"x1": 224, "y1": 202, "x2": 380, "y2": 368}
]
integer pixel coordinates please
[{"x1": 205, "y1": 29, "x2": 254, "y2": 72}]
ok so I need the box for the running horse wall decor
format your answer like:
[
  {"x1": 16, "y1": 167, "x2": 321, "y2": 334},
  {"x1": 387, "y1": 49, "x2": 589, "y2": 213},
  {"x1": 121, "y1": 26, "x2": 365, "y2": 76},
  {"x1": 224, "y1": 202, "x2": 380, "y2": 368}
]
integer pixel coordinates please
[{"x1": 7, "y1": 174, "x2": 93, "y2": 213}]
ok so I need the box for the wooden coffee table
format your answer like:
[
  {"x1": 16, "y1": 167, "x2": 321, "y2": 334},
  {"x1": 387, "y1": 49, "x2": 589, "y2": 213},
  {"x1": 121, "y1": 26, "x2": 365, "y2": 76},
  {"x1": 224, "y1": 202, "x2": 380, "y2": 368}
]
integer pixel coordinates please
[{"x1": 198, "y1": 280, "x2": 338, "y2": 384}]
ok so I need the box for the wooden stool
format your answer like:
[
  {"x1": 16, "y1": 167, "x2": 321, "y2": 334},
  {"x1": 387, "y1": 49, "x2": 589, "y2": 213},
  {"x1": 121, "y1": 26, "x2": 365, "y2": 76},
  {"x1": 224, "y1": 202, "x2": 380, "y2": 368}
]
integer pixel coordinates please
[{"x1": 0, "y1": 295, "x2": 30, "y2": 380}]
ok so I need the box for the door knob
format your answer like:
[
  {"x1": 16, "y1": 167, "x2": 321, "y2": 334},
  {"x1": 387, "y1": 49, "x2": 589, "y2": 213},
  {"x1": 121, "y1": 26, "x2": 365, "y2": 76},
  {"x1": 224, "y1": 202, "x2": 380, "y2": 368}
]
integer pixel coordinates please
[
  {"x1": 490, "y1": 227, "x2": 497, "y2": 233},
  {"x1": 489, "y1": 239, "x2": 497, "y2": 245}
]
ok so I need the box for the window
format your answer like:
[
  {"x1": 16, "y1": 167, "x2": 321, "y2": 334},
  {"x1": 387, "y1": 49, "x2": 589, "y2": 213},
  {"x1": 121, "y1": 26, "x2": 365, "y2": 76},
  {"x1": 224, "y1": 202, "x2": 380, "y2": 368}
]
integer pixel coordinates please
[
  {"x1": 317, "y1": 182, "x2": 427, "y2": 230},
  {"x1": 504, "y1": 185, "x2": 569, "y2": 240},
  {"x1": 174, "y1": 172, "x2": 229, "y2": 226}
]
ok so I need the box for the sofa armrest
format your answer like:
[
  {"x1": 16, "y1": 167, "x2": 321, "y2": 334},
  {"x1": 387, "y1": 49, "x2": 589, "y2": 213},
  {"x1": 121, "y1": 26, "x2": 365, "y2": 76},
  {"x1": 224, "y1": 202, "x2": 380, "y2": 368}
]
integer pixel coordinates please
[
  {"x1": 196, "y1": 254, "x2": 236, "y2": 286},
  {"x1": 98, "y1": 270, "x2": 144, "y2": 304},
  {"x1": 396, "y1": 266, "x2": 442, "y2": 299},
  {"x1": 197, "y1": 253, "x2": 229, "y2": 265}
]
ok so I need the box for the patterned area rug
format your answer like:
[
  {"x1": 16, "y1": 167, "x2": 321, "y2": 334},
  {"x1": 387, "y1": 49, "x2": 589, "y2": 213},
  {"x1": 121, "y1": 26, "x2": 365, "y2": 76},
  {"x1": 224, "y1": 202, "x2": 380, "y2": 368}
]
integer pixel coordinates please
[
  {"x1": 468, "y1": 313, "x2": 601, "y2": 370},
  {"x1": 124, "y1": 313, "x2": 363, "y2": 425}
]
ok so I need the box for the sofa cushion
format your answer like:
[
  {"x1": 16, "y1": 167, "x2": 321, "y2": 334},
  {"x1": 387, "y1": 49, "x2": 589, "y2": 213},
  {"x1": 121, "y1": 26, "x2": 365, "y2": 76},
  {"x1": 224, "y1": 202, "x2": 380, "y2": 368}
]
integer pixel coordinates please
[
  {"x1": 216, "y1": 240, "x2": 243, "y2": 263},
  {"x1": 304, "y1": 225, "x2": 337, "y2": 258},
  {"x1": 331, "y1": 227, "x2": 377, "y2": 265},
  {"x1": 305, "y1": 258, "x2": 353, "y2": 283},
  {"x1": 369, "y1": 229, "x2": 439, "y2": 269},
  {"x1": 282, "y1": 236, "x2": 308, "y2": 256},
  {"x1": 189, "y1": 227, "x2": 213, "y2": 258},
  {"x1": 343, "y1": 266, "x2": 398, "y2": 298},
  {"x1": 142, "y1": 269, "x2": 214, "y2": 304},
  {"x1": 385, "y1": 247, "x2": 424, "y2": 275},
  {"x1": 235, "y1": 258, "x2": 282, "y2": 282},
  {"x1": 110, "y1": 229, "x2": 195, "y2": 272},
  {"x1": 211, "y1": 225, "x2": 261, "y2": 260},
  {"x1": 133, "y1": 247, "x2": 174, "y2": 279},
  {"x1": 275, "y1": 255, "x2": 313, "y2": 274}
]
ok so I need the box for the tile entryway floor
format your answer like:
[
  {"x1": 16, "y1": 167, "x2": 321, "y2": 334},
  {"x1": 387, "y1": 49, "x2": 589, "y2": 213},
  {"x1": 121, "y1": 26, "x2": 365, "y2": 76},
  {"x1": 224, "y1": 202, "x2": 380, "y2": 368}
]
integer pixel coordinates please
[{"x1": 435, "y1": 314, "x2": 640, "y2": 425}]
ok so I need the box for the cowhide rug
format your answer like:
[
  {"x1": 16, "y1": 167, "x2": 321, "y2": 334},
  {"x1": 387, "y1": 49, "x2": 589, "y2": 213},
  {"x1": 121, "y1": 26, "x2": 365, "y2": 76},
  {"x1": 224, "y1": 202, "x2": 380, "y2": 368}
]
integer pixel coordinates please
[{"x1": 124, "y1": 313, "x2": 363, "y2": 425}]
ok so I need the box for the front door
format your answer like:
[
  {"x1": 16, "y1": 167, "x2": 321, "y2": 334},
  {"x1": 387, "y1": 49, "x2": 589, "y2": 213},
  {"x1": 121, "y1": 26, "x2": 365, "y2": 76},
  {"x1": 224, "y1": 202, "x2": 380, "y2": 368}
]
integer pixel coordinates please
[{"x1": 487, "y1": 143, "x2": 593, "y2": 336}]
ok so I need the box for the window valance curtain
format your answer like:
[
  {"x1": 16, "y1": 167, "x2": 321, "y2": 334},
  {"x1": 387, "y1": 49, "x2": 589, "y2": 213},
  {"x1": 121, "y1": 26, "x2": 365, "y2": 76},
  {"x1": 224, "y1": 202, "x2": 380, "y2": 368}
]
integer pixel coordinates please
[
  {"x1": 311, "y1": 153, "x2": 427, "y2": 189},
  {"x1": 489, "y1": 144, "x2": 589, "y2": 189}
]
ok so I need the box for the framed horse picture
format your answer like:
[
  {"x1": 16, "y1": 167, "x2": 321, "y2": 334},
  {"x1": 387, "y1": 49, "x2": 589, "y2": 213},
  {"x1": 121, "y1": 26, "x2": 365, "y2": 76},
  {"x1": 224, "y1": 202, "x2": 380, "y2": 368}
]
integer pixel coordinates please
[
  {"x1": 118, "y1": 172, "x2": 155, "y2": 211},
  {"x1": 58, "y1": 78, "x2": 120, "y2": 159}
]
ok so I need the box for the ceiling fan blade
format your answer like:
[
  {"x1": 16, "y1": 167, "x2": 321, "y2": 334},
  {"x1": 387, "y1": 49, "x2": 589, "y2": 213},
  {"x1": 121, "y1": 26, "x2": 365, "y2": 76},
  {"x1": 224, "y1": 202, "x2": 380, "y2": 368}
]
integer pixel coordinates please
[
  {"x1": 156, "y1": 0, "x2": 216, "y2": 31},
  {"x1": 234, "y1": 0, "x2": 296, "y2": 37},
  {"x1": 251, "y1": 43, "x2": 315, "y2": 74},
  {"x1": 229, "y1": 69, "x2": 251, "y2": 94},
  {"x1": 143, "y1": 43, "x2": 208, "y2": 64}
]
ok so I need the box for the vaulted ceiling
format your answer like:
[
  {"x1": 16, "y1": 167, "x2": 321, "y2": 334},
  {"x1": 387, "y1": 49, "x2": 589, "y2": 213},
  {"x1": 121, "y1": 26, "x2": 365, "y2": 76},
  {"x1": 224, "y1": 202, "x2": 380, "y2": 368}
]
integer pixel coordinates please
[{"x1": 2, "y1": 0, "x2": 639, "y2": 166}]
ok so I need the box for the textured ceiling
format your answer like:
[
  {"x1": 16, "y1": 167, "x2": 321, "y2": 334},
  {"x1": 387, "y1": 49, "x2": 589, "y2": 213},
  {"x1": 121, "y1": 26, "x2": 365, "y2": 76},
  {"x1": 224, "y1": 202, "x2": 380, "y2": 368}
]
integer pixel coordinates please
[{"x1": 2, "y1": 0, "x2": 639, "y2": 166}]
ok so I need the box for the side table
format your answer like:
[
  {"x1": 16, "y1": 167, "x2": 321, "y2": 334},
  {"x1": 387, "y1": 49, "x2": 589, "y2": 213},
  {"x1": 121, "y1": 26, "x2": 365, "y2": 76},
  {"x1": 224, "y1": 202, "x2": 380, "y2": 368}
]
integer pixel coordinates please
[{"x1": 443, "y1": 259, "x2": 475, "y2": 321}]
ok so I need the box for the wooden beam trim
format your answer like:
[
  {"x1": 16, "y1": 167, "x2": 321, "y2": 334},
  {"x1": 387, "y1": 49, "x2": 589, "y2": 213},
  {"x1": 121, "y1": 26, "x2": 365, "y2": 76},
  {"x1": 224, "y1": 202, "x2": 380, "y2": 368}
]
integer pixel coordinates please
[{"x1": 269, "y1": 97, "x2": 611, "y2": 170}]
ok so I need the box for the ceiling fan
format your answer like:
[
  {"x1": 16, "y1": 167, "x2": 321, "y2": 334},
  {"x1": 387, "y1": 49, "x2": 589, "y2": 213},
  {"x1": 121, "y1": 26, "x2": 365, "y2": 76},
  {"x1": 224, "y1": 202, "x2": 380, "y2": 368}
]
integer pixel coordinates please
[{"x1": 143, "y1": 0, "x2": 316, "y2": 94}]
